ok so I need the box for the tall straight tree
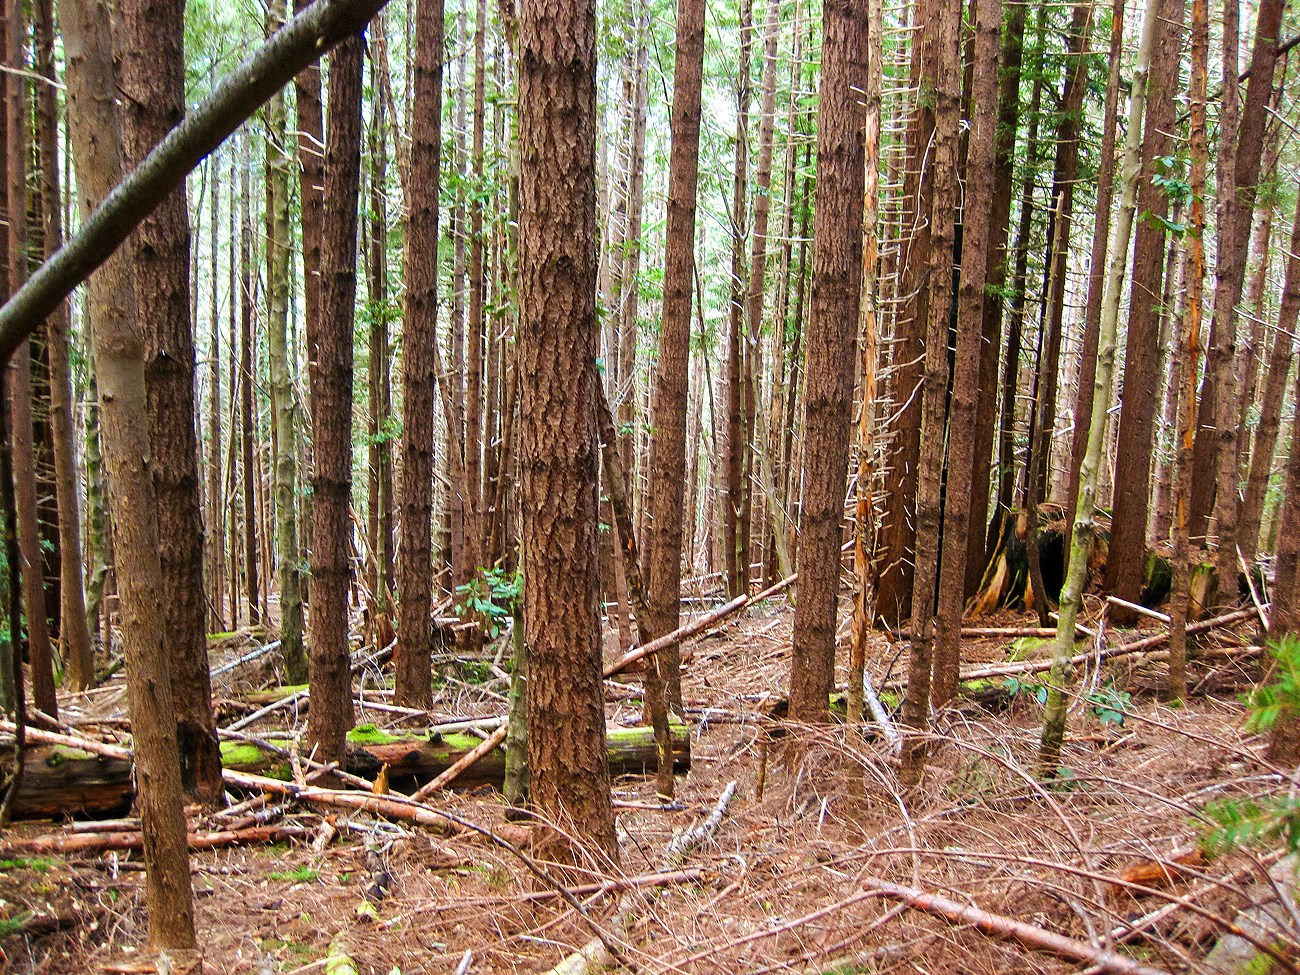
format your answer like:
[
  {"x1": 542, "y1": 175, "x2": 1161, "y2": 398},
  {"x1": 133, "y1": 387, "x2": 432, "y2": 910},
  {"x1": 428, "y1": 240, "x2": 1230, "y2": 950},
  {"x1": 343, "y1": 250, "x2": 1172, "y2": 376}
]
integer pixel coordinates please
[
  {"x1": 1039, "y1": 0, "x2": 1158, "y2": 773},
  {"x1": 63, "y1": 0, "x2": 198, "y2": 954},
  {"x1": 517, "y1": 0, "x2": 617, "y2": 856},
  {"x1": 900, "y1": 0, "x2": 960, "y2": 785},
  {"x1": 1104, "y1": 0, "x2": 1185, "y2": 618},
  {"x1": 644, "y1": 0, "x2": 706, "y2": 714},
  {"x1": 307, "y1": 33, "x2": 365, "y2": 764},
  {"x1": 396, "y1": 0, "x2": 444, "y2": 709},
  {"x1": 787, "y1": 0, "x2": 868, "y2": 721},
  {"x1": 931, "y1": 0, "x2": 1001, "y2": 706},
  {"x1": 32, "y1": 0, "x2": 93, "y2": 691},
  {"x1": 115, "y1": 0, "x2": 221, "y2": 802},
  {"x1": 5, "y1": 6, "x2": 55, "y2": 720},
  {"x1": 265, "y1": 0, "x2": 306, "y2": 683}
]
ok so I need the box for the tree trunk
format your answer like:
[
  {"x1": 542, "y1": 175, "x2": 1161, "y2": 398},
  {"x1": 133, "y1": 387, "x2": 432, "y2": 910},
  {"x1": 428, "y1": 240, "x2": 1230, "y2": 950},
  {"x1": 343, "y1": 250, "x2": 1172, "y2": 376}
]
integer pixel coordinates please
[
  {"x1": 306, "y1": 34, "x2": 364, "y2": 764},
  {"x1": 64, "y1": 0, "x2": 198, "y2": 948},
  {"x1": 722, "y1": 0, "x2": 753, "y2": 600},
  {"x1": 1065, "y1": 0, "x2": 1126, "y2": 538},
  {"x1": 931, "y1": 0, "x2": 1001, "y2": 706},
  {"x1": 31, "y1": 0, "x2": 93, "y2": 692},
  {"x1": 900, "y1": 0, "x2": 960, "y2": 786},
  {"x1": 644, "y1": 0, "x2": 706, "y2": 716},
  {"x1": 964, "y1": 0, "x2": 1028, "y2": 597},
  {"x1": 1039, "y1": 0, "x2": 1158, "y2": 774},
  {"x1": 395, "y1": 0, "x2": 444, "y2": 709},
  {"x1": 265, "y1": 0, "x2": 306, "y2": 685},
  {"x1": 238, "y1": 157, "x2": 260, "y2": 629},
  {"x1": 1104, "y1": 0, "x2": 1186, "y2": 621},
  {"x1": 517, "y1": 0, "x2": 617, "y2": 858}
]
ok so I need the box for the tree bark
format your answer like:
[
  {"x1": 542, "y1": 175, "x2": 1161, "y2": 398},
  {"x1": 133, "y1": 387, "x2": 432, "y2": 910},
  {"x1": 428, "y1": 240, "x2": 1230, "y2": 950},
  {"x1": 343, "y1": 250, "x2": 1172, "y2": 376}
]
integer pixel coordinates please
[
  {"x1": 265, "y1": 0, "x2": 306, "y2": 685},
  {"x1": 396, "y1": 0, "x2": 444, "y2": 709},
  {"x1": 238, "y1": 157, "x2": 260, "y2": 629},
  {"x1": 63, "y1": 0, "x2": 198, "y2": 947},
  {"x1": 517, "y1": 0, "x2": 617, "y2": 858},
  {"x1": 644, "y1": 0, "x2": 706, "y2": 715},
  {"x1": 900, "y1": 0, "x2": 960, "y2": 786},
  {"x1": 31, "y1": 0, "x2": 93, "y2": 692},
  {"x1": 931, "y1": 0, "x2": 1001, "y2": 706},
  {"x1": 785, "y1": 0, "x2": 868, "y2": 722},
  {"x1": 306, "y1": 34, "x2": 365, "y2": 764},
  {"x1": 1104, "y1": 0, "x2": 1186, "y2": 621}
]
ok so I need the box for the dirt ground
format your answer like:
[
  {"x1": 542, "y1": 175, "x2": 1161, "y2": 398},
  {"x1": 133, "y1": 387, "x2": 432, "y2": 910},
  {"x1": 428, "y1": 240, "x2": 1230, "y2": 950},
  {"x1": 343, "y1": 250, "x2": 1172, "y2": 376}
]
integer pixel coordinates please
[{"x1": 1, "y1": 592, "x2": 1294, "y2": 974}]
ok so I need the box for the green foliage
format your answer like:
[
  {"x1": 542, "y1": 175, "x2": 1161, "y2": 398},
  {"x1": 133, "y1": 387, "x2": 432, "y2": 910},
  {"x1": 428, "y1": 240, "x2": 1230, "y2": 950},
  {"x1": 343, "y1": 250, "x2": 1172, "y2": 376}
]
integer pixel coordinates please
[
  {"x1": 0, "y1": 912, "x2": 32, "y2": 938},
  {"x1": 0, "y1": 856, "x2": 56, "y2": 873},
  {"x1": 268, "y1": 866, "x2": 321, "y2": 884},
  {"x1": 1086, "y1": 684, "x2": 1131, "y2": 727},
  {"x1": 1242, "y1": 636, "x2": 1300, "y2": 736},
  {"x1": 1004, "y1": 675, "x2": 1047, "y2": 705},
  {"x1": 455, "y1": 567, "x2": 523, "y2": 640}
]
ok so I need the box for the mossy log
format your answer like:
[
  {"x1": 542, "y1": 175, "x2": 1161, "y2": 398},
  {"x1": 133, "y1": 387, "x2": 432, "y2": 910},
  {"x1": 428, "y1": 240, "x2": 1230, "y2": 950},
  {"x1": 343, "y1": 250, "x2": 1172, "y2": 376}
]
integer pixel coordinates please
[{"x1": 2, "y1": 724, "x2": 690, "y2": 821}]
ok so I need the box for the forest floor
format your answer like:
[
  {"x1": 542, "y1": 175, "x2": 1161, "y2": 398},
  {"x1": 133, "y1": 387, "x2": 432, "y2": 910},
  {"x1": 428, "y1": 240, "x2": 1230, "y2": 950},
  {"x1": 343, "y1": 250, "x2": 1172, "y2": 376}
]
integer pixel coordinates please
[{"x1": 1, "y1": 590, "x2": 1293, "y2": 975}]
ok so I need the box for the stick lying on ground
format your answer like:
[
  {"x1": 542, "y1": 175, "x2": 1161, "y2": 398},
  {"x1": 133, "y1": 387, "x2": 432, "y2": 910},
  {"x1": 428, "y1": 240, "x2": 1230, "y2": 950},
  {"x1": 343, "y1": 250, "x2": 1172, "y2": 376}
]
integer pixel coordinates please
[{"x1": 859, "y1": 876, "x2": 1171, "y2": 975}]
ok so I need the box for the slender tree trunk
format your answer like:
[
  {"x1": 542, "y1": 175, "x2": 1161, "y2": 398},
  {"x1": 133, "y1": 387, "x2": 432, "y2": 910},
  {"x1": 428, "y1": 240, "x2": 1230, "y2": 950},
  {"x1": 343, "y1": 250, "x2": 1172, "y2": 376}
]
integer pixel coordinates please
[
  {"x1": 206, "y1": 149, "x2": 225, "y2": 632},
  {"x1": 900, "y1": 0, "x2": 959, "y2": 786},
  {"x1": 31, "y1": 0, "x2": 93, "y2": 691},
  {"x1": 239, "y1": 158, "x2": 260, "y2": 629},
  {"x1": 1065, "y1": 0, "x2": 1125, "y2": 536},
  {"x1": 517, "y1": 0, "x2": 616, "y2": 858},
  {"x1": 306, "y1": 34, "x2": 364, "y2": 764},
  {"x1": 931, "y1": 0, "x2": 1001, "y2": 706},
  {"x1": 1104, "y1": 0, "x2": 1186, "y2": 621},
  {"x1": 64, "y1": 0, "x2": 198, "y2": 950},
  {"x1": 265, "y1": 0, "x2": 306, "y2": 684},
  {"x1": 395, "y1": 0, "x2": 443, "y2": 709},
  {"x1": 5, "y1": 7, "x2": 54, "y2": 721},
  {"x1": 964, "y1": 0, "x2": 1028, "y2": 596},
  {"x1": 1241, "y1": 199, "x2": 1300, "y2": 568},
  {"x1": 644, "y1": 0, "x2": 707, "y2": 717},
  {"x1": 1039, "y1": 0, "x2": 1157, "y2": 773},
  {"x1": 1166, "y1": 0, "x2": 1211, "y2": 704},
  {"x1": 462, "y1": 0, "x2": 487, "y2": 595}
]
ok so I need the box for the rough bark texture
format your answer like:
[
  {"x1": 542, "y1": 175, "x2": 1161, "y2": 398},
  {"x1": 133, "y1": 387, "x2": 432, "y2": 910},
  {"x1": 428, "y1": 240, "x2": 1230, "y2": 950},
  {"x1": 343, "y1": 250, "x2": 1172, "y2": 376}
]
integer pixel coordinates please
[
  {"x1": 64, "y1": 0, "x2": 198, "y2": 947},
  {"x1": 788, "y1": 0, "x2": 867, "y2": 720},
  {"x1": 931, "y1": 0, "x2": 1001, "y2": 706},
  {"x1": 32, "y1": 0, "x2": 93, "y2": 692},
  {"x1": 900, "y1": 0, "x2": 960, "y2": 786},
  {"x1": 1104, "y1": 0, "x2": 1185, "y2": 619},
  {"x1": 644, "y1": 0, "x2": 706, "y2": 712},
  {"x1": 265, "y1": 0, "x2": 306, "y2": 685},
  {"x1": 1266, "y1": 329, "x2": 1300, "y2": 767},
  {"x1": 116, "y1": 0, "x2": 222, "y2": 805},
  {"x1": 396, "y1": 0, "x2": 444, "y2": 709},
  {"x1": 307, "y1": 34, "x2": 364, "y2": 764},
  {"x1": 517, "y1": 0, "x2": 616, "y2": 858},
  {"x1": 1066, "y1": 0, "x2": 1125, "y2": 538}
]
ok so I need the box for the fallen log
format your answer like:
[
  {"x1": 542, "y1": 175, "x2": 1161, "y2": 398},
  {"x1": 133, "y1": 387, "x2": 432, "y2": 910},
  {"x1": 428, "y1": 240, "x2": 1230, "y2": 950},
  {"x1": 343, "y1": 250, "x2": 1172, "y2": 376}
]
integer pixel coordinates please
[
  {"x1": 0, "y1": 823, "x2": 309, "y2": 857},
  {"x1": 1, "y1": 722, "x2": 689, "y2": 820}
]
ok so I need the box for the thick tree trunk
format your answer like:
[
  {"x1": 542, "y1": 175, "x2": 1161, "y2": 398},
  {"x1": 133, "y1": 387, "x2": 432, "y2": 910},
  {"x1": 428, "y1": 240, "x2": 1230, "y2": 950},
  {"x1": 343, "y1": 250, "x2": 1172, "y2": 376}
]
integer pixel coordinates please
[
  {"x1": 395, "y1": 0, "x2": 444, "y2": 709},
  {"x1": 517, "y1": 0, "x2": 617, "y2": 858},
  {"x1": 306, "y1": 35, "x2": 364, "y2": 764},
  {"x1": 1104, "y1": 0, "x2": 1186, "y2": 621},
  {"x1": 64, "y1": 0, "x2": 198, "y2": 948},
  {"x1": 931, "y1": 0, "x2": 1001, "y2": 706},
  {"x1": 117, "y1": 0, "x2": 222, "y2": 805}
]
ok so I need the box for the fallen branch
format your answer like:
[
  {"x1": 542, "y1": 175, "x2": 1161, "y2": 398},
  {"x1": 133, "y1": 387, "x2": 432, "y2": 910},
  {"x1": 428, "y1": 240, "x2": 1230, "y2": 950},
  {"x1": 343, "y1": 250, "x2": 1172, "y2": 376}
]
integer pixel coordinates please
[
  {"x1": 858, "y1": 875, "x2": 1171, "y2": 975},
  {"x1": 225, "y1": 688, "x2": 308, "y2": 732},
  {"x1": 605, "y1": 574, "x2": 797, "y2": 679},
  {"x1": 0, "y1": 824, "x2": 308, "y2": 857},
  {"x1": 210, "y1": 640, "x2": 282, "y2": 679},
  {"x1": 666, "y1": 781, "x2": 737, "y2": 864},
  {"x1": 410, "y1": 723, "x2": 508, "y2": 800},
  {"x1": 1105, "y1": 596, "x2": 1171, "y2": 624}
]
